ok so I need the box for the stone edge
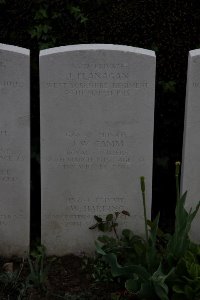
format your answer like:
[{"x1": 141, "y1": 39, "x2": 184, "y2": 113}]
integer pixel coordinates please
[
  {"x1": 0, "y1": 43, "x2": 30, "y2": 55},
  {"x1": 40, "y1": 44, "x2": 155, "y2": 57},
  {"x1": 189, "y1": 49, "x2": 200, "y2": 57}
]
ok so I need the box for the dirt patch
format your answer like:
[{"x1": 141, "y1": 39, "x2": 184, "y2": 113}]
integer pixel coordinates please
[{"x1": 0, "y1": 254, "x2": 122, "y2": 300}]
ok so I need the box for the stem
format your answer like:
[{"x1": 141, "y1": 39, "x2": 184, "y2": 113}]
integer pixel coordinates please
[
  {"x1": 112, "y1": 220, "x2": 119, "y2": 240},
  {"x1": 113, "y1": 224, "x2": 119, "y2": 240},
  {"x1": 140, "y1": 176, "x2": 148, "y2": 242},
  {"x1": 175, "y1": 161, "x2": 181, "y2": 202}
]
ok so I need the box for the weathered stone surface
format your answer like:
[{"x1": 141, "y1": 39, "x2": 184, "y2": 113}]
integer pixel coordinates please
[
  {"x1": 181, "y1": 49, "x2": 200, "y2": 243},
  {"x1": 40, "y1": 44, "x2": 156, "y2": 255},
  {"x1": 0, "y1": 44, "x2": 30, "y2": 256}
]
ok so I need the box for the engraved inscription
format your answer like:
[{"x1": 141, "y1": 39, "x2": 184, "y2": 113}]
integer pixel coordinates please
[
  {"x1": 65, "y1": 195, "x2": 125, "y2": 203},
  {"x1": 45, "y1": 130, "x2": 139, "y2": 170},
  {"x1": 0, "y1": 81, "x2": 23, "y2": 88},
  {"x1": 0, "y1": 130, "x2": 7, "y2": 136},
  {"x1": 193, "y1": 82, "x2": 200, "y2": 87},
  {"x1": 0, "y1": 169, "x2": 17, "y2": 183},
  {"x1": 0, "y1": 148, "x2": 25, "y2": 162},
  {"x1": 64, "y1": 72, "x2": 129, "y2": 80},
  {"x1": 17, "y1": 115, "x2": 30, "y2": 127},
  {"x1": 44, "y1": 80, "x2": 148, "y2": 97},
  {"x1": 43, "y1": 62, "x2": 149, "y2": 97},
  {"x1": 44, "y1": 193, "x2": 129, "y2": 228},
  {"x1": 0, "y1": 214, "x2": 25, "y2": 226},
  {"x1": 69, "y1": 63, "x2": 129, "y2": 69}
]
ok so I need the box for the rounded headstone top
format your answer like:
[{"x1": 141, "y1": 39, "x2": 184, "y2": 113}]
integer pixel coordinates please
[
  {"x1": 0, "y1": 43, "x2": 29, "y2": 55},
  {"x1": 189, "y1": 49, "x2": 200, "y2": 57},
  {"x1": 40, "y1": 44, "x2": 155, "y2": 57}
]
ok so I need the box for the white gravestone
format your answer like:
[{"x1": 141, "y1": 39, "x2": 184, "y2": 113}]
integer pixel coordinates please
[
  {"x1": 0, "y1": 44, "x2": 30, "y2": 256},
  {"x1": 181, "y1": 49, "x2": 200, "y2": 243},
  {"x1": 40, "y1": 44, "x2": 156, "y2": 255}
]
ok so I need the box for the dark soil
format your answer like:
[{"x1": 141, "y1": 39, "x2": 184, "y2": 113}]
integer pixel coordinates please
[
  {"x1": 47, "y1": 254, "x2": 118, "y2": 299},
  {"x1": 0, "y1": 254, "x2": 125, "y2": 300}
]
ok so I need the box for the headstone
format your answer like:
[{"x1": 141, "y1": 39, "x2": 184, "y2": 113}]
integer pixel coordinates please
[
  {"x1": 40, "y1": 44, "x2": 156, "y2": 255},
  {"x1": 0, "y1": 44, "x2": 30, "y2": 256},
  {"x1": 181, "y1": 49, "x2": 200, "y2": 243}
]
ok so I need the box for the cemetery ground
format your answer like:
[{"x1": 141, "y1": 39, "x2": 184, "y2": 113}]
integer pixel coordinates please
[
  {"x1": 0, "y1": 165, "x2": 200, "y2": 300},
  {"x1": 0, "y1": 252, "x2": 119, "y2": 300}
]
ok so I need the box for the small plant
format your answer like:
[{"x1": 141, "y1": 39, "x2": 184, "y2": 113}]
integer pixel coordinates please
[
  {"x1": 171, "y1": 246, "x2": 200, "y2": 300},
  {"x1": 91, "y1": 162, "x2": 200, "y2": 299},
  {"x1": 159, "y1": 80, "x2": 176, "y2": 93},
  {"x1": 96, "y1": 214, "x2": 173, "y2": 300},
  {"x1": 28, "y1": 1, "x2": 88, "y2": 49},
  {"x1": 87, "y1": 210, "x2": 144, "y2": 286},
  {"x1": 28, "y1": 3, "x2": 56, "y2": 50},
  {"x1": 0, "y1": 260, "x2": 26, "y2": 299},
  {"x1": 166, "y1": 162, "x2": 200, "y2": 267},
  {"x1": 90, "y1": 210, "x2": 130, "y2": 240},
  {"x1": 26, "y1": 244, "x2": 55, "y2": 293},
  {"x1": 89, "y1": 210, "x2": 142, "y2": 276},
  {"x1": 67, "y1": 4, "x2": 88, "y2": 24},
  {"x1": 82, "y1": 254, "x2": 113, "y2": 283}
]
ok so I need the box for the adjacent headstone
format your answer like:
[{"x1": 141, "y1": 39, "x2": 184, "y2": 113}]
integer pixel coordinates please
[
  {"x1": 40, "y1": 44, "x2": 156, "y2": 255},
  {"x1": 0, "y1": 44, "x2": 30, "y2": 256},
  {"x1": 181, "y1": 49, "x2": 200, "y2": 243}
]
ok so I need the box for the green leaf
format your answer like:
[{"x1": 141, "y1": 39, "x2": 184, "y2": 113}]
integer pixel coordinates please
[
  {"x1": 149, "y1": 213, "x2": 160, "y2": 245},
  {"x1": 106, "y1": 214, "x2": 113, "y2": 222},
  {"x1": 39, "y1": 42, "x2": 54, "y2": 50},
  {"x1": 147, "y1": 219, "x2": 164, "y2": 237},
  {"x1": 52, "y1": 12, "x2": 61, "y2": 19},
  {"x1": 139, "y1": 281, "x2": 156, "y2": 298},
  {"x1": 94, "y1": 215, "x2": 102, "y2": 223},
  {"x1": 184, "y1": 285, "x2": 194, "y2": 298},
  {"x1": 98, "y1": 223, "x2": 109, "y2": 232},
  {"x1": 173, "y1": 285, "x2": 185, "y2": 294},
  {"x1": 184, "y1": 250, "x2": 196, "y2": 264},
  {"x1": 104, "y1": 253, "x2": 150, "y2": 279},
  {"x1": 95, "y1": 241, "x2": 107, "y2": 256},
  {"x1": 151, "y1": 264, "x2": 174, "y2": 300},
  {"x1": 122, "y1": 210, "x2": 130, "y2": 216},
  {"x1": 159, "y1": 80, "x2": 176, "y2": 93},
  {"x1": 125, "y1": 278, "x2": 140, "y2": 293},
  {"x1": 134, "y1": 242, "x2": 146, "y2": 257},
  {"x1": 67, "y1": 5, "x2": 88, "y2": 24},
  {"x1": 122, "y1": 229, "x2": 134, "y2": 240},
  {"x1": 146, "y1": 213, "x2": 160, "y2": 271},
  {"x1": 37, "y1": 245, "x2": 46, "y2": 254},
  {"x1": 34, "y1": 8, "x2": 48, "y2": 20},
  {"x1": 80, "y1": 16, "x2": 88, "y2": 23},
  {"x1": 98, "y1": 235, "x2": 112, "y2": 244},
  {"x1": 166, "y1": 192, "x2": 200, "y2": 262},
  {"x1": 187, "y1": 262, "x2": 200, "y2": 278},
  {"x1": 43, "y1": 24, "x2": 51, "y2": 34},
  {"x1": 89, "y1": 223, "x2": 98, "y2": 230},
  {"x1": 154, "y1": 283, "x2": 169, "y2": 300}
]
